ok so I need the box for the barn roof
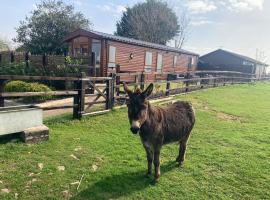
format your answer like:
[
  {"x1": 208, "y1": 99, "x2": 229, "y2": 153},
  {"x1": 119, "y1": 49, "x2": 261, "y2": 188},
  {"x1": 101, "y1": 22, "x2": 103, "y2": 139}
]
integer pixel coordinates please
[
  {"x1": 201, "y1": 49, "x2": 268, "y2": 66},
  {"x1": 64, "y1": 29, "x2": 199, "y2": 56}
]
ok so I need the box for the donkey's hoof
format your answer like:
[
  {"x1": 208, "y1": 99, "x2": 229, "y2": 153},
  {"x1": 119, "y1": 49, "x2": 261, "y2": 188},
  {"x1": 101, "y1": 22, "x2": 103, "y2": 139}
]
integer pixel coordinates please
[
  {"x1": 145, "y1": 172, "x2": 152, "y2": 178},
  {"x1": 154, "y1": 177, "x2": 160, "y2": 183},
  {"x1": 154, "y1": 173, "x2": 160, "y2": 183},
  {"x1": 177, "y1": 161, "x2": 184, "y2": 167},
  {"x1": 175, "y1": 156, "x2": 181, "y2": 162}
]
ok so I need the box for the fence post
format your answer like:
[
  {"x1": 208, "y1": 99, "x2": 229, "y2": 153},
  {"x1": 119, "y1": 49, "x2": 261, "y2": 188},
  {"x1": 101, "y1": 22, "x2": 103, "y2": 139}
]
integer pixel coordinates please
[
  {"x1": 73, "y1": 72, "x2": 85, "y2": 119},
  {"x1": 213, "y1": 77, "x2": 216, "y2": 87},
  {"x1": 116, "y1": 64, "x2": 120, "y2": 96},
  {"x1": 0, "y1": 80, "x2": 5, "y2": 107},
  {"x1": 10, "y1": 52, "x2": 14, "y2": 63},
  {"x1": 111, "y1": 73, "x2": 116, "y2": 108},
  {"x1": 166, "y1": 74, "x2": 171, "y2": 96},
  {"x1": 25, "y1": 52, "x2": 29, "y2": 68},
  {"x1": 185, "y1": 72, "x2": 190, "y2": 92},
  {"x1": 140, "y1": 73, "x2": 145, "y2": 91},
  {"x1": 42, "y1": 54, "x2": 46, "y2": 75},
  {"x1": 106, "y1": 76, "x2": 114, "y2": 110}
]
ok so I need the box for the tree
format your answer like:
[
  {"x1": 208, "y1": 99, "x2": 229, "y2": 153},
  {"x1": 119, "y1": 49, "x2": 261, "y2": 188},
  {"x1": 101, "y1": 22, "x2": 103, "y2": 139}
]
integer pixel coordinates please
[
  {"x1": 115, "y1": 0, "x2": 179, "y2": 45},
  {"x1": 14, "y1": 0, "x2": 91, "y2": 54},
  {"x1": 174, "y1": 11, "x2": 190, "y2": 49},
  {"x1": 0, "y1": 37, "x2": 11, "y2": 51}
]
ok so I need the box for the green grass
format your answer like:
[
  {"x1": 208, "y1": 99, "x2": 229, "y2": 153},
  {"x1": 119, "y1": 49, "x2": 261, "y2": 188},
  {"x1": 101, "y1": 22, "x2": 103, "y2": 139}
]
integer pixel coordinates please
[{"x1": 1, "y1": 82, "x2": 270, "y2": 200}]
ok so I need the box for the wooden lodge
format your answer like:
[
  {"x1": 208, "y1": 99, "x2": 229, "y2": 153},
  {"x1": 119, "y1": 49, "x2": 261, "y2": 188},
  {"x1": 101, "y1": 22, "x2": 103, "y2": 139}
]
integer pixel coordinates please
[{"x1": 64, "y1": 29, "x2": 199, "y2": 80}]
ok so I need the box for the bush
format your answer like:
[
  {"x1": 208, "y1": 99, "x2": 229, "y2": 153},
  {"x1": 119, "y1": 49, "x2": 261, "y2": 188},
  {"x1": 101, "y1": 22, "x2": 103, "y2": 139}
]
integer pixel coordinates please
[
  {"x1": 0, "y1": 61, "x2": 82, "y2": 77},
  {"x1": 4, "y1": 81, "x2": 53, "y2": 103},
  {"x1": 4, "y1": 81, "x2": 30, "y2": 92},
  {"x1": 0, "y1": 62, "x2": 44, "y2": 76}
]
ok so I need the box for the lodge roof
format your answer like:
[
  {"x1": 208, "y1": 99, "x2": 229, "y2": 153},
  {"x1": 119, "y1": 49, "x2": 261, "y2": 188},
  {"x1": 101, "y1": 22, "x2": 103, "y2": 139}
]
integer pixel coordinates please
[
  {"x1": 200, "y1": 49, "x2": 268, "y2": 66},
  {"x1": 64, "y1": 29, "x2": 199, "y2": 56}
]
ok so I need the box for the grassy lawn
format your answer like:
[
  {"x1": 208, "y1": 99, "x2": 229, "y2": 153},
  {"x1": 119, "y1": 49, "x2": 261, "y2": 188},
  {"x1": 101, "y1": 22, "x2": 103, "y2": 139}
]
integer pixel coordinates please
[{"x1": 1, "y1": 82, "x2": 270, "y2": 200}]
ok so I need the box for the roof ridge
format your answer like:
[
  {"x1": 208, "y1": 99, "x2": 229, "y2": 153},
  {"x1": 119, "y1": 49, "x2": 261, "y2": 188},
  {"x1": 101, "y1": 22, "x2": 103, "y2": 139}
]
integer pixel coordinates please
[{"x1": 201, "y1": 49, "x2": 268, "y2": 66}]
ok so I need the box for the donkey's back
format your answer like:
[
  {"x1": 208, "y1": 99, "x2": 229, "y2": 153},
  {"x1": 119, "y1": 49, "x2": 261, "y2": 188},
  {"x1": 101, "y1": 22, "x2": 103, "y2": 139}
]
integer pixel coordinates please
[{"x1": 162, "y1": 101, "x2": 195, "y2": 144}]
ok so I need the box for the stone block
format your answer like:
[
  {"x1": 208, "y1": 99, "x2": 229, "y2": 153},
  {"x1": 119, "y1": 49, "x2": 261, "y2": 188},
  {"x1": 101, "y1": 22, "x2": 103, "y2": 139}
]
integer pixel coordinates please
[{"x1": 21, "y1": 125, "x2": 49, "y2": 143}]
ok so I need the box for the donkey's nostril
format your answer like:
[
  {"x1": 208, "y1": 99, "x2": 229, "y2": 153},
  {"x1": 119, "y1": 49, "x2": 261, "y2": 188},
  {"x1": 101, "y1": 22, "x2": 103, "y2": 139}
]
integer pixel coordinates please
[{"x1": 130, "y1": 127, "x2": 139, "y2": 134}]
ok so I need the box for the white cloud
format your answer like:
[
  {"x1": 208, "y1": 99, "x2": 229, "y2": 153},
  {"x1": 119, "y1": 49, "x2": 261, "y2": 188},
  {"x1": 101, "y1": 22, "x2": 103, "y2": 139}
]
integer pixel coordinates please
[
  {"x1": 116, "y1": 5, "x2": 127, "y2": 14},
  {"x1": 225, "y1": 0, "x2": 265, "y2": 11},
  {"x1": 185, "y1": 0, "x2": 264, "y2": 13},
  {"x1": 97, "y1": 3, "x2": 126, "y2": 16},
  {"x1": 97, "y1": 4, "x2": 112, "y2": 12},
  {"x1": 190, "y1": 20, "x2": 214, "y2": 26},
  {"x1": 186, "y1": 0, "x2": 217, "y2": 13}
]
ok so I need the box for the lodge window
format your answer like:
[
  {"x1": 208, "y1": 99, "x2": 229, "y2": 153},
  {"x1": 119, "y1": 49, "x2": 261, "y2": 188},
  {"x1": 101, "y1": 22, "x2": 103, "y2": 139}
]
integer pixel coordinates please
[
  {"x1": 72, "y1": 36, "x2": 89, "y2": 56},
  {"x1": 188, "y1": 57, "x2": 193, "y2": 70},
  {"x1": 108, "y1": 45, "x2": 116, "y2": 68},
  {"x1": 74, "y1": 48, "x2": 80, "y2": 55},
  {"x1": 92, "y1": 39, "x2": 101, "y2": 68},
  {"x1": 156, "y1": 53, "x2": 163, "y2": 73},
  {"x1": 145, "y1": 51, "x2": 152, "y2": 72},
  {"x1": 173, "y1": 55, "x2": 177, "y2": 67},
  {"x1": 81, "y1": 45, "x2": 88, "y2": 55}
]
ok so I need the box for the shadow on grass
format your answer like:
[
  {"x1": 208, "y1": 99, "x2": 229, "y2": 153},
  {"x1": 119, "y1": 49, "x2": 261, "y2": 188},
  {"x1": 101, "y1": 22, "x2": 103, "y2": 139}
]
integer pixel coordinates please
[
  {"x1": 71, "y1": 161, "x2": 178, "y2": 200},
  {"x1": 0, "y1": 133, "x2": 22, "y2": 144}
]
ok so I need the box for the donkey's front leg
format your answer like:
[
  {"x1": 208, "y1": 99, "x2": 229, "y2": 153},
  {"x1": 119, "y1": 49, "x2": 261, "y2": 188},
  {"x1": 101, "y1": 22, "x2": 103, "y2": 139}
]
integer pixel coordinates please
[
  {"x1": 154, "y1": 148, "x2": 161, "y2": 182},
  {"x1": 143, "y1": 144, "x2": 153, "y2": 177}
]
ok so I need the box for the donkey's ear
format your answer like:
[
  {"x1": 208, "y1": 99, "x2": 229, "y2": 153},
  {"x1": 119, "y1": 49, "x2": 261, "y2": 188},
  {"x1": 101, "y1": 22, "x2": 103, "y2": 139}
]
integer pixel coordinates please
[
  {"x1": 142, "y1": 83, "x2": 153, "y2": 98},
  {"x1": 123, "y1": 83, "x2": 132, "y2": 96}
]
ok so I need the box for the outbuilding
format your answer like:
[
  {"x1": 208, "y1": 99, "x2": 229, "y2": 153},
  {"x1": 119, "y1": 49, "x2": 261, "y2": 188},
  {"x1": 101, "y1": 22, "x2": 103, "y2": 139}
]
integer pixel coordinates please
[{"x1": 198, "y1": 49, "x2": 268, "y2": 78}]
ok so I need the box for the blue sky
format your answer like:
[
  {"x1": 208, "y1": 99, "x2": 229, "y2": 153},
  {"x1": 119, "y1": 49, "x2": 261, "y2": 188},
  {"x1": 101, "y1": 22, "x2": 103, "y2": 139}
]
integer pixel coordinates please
[{"x1": 0, "y1": 0, "x2": 269, "y2": 68}]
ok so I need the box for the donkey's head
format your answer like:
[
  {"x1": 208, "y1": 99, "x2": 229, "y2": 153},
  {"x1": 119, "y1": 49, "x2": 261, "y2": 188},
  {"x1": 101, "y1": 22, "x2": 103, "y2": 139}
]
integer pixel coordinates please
[{"x1": 124, "y1": 83, "x2": 153, "y2": 134}]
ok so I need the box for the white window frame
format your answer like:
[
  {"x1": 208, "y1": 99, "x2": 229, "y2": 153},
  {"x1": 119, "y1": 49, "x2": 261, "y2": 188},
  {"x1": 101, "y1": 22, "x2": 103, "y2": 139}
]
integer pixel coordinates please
[
  {"x1": 144, "y1": 51, "x2": 153, "y2": 72},
  {"x1": 191, "y1": 57, "x2": 195, "y2": 65},
  {"x1": 188, "y1": 57, "x2": 193, "y2": 70},
  {"x1": 173, "y1": 55, "x2": 177, "y2": 67},
  {"x1": 108, "y1": 45, "x2": 116, "y2": 68},
  {"x1": 156, "y1": 53, "x2": 163, "y2": 73}
]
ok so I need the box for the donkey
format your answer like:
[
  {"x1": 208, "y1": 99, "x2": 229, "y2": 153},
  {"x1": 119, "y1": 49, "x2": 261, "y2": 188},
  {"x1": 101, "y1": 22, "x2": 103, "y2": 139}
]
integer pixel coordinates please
[{"x1": 124, "y1": 83, "x2": 195, "y2": 182}]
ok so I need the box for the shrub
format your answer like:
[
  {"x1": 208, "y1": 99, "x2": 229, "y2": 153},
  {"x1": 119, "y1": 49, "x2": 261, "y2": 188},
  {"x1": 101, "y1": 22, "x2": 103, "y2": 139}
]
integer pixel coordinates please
[
  {"x1": 0, "y1": 62, "x2": 44, "y2": 76},
  {"x1": 4, "y1": 81, "x2": 30, "y2": 92},
  {"x1": 53, "y1": 64, "x2": 80, "y2": 77},
  {"x1": 0, "y1": 61, "x2": 82, "y2": 77},
  {"x1": 4, "y1": 81, "x2": 53, "y2": 103}
]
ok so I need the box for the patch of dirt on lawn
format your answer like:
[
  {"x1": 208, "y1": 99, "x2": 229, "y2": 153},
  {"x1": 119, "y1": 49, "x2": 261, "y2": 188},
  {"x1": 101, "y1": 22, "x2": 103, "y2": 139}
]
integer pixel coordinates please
[{"x1": 216, "y1": 112, "x2": 245, "y2": 122}]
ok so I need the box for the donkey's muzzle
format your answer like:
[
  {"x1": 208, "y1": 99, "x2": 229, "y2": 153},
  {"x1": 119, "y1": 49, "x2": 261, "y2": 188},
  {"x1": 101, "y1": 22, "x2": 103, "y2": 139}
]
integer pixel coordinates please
[{"x1": 130, "y1": 127, "x2": 139, "y2": 134}]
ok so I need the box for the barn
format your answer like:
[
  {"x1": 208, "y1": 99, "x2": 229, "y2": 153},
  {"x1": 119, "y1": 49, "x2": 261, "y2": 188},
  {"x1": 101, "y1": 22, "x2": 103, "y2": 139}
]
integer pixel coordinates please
[
  {"x1": 64, "y1": 29, "x2": 199, "y2": 80},
  {"x1": 198, "y1": 49, "x2": 268, "y2": 78}
]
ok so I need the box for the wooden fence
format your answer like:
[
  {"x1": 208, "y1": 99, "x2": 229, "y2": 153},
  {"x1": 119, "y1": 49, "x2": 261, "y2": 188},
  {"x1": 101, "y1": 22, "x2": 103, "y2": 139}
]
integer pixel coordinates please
[
  {"x1": 0, "y1": 74, "x2": 113, "y2": 119},
  {"x1": 0, "y1": 71, "x2": 269, "y2": 119},
  {"x1": 0, "y1": 51, "x2": 101, "y2": 77}
]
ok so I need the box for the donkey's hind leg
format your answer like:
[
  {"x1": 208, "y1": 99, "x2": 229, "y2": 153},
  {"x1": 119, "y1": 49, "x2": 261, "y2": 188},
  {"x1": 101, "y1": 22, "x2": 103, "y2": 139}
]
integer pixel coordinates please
[{"x1": 176, "y1": 140, "x2": 188, "y2": 165}]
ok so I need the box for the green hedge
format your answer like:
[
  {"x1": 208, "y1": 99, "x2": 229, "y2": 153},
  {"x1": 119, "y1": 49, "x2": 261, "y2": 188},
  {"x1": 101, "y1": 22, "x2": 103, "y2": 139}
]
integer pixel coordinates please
[
  {"x1": 4, "y1": 81, "x2": 53, "y2": 103},
  {"x1": 0, "y1": 62, "x2": 44, "y2": 76}
]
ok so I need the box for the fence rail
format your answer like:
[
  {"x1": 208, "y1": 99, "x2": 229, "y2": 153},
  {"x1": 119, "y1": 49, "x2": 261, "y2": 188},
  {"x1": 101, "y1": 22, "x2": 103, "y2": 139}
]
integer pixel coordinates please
[{"x1": 0, "y1": 70, "x2": 269, "y2": 119}]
